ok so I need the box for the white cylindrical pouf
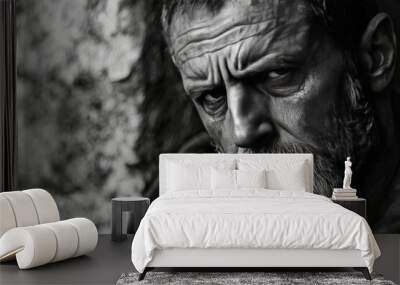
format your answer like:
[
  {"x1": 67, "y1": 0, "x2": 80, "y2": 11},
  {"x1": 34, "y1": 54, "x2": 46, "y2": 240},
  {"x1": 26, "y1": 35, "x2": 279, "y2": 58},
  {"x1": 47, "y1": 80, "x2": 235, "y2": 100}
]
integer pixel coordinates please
[
  {"x1": 0, "y1": 218, "x2": 97, "y2": 269},
  {"x1": 23, "y1": 189, "x2": 60, "y2": 224},
  {"x1": 66, "y1": 218, "x2": 98, "y2": 257},
  {"x1": 0, "y1": 226, "x2": 57, "y2": 269},
  {"x1": 0, "y1": 196, "x2": 17, "y2": 237},
  {"x1": 42, "y1": 221, "x2": 79, "y2": 262},
  {"x1": 1, "y1": 192, "x2": 39, "y2": 227}
]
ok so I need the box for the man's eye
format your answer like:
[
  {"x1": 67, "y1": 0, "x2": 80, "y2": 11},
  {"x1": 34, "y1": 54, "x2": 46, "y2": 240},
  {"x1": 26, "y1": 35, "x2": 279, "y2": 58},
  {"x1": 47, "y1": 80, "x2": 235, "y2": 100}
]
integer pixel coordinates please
[
  {"x1": 197, "y1": 91, "x2": 226, "y2": 116},
  {"x1": 267, "y1": 68, "x2": 293, "y2": 80},
  {"x1": 258, "y1": 66, "x2": 304, "y2": 97}
]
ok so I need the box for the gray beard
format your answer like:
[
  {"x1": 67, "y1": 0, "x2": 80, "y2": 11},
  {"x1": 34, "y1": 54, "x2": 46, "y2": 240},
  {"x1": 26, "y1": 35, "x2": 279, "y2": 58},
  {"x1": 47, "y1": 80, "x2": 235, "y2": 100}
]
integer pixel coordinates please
[{"x1": 213, "y1": 71, "x2": 377, "y2": 197}]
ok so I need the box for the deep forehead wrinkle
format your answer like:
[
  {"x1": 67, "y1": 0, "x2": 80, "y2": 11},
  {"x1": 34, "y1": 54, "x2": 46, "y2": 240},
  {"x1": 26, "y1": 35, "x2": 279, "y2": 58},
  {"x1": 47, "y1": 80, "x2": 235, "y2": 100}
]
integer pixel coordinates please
[
  {"x1": 170, "y1": 0, "x2": 309, "y2": 66},
  {"x1": 170, "y1": 0, "x2": 307, "y2": 41},
  {"x1": 175, "y1": 20, "x2": 309, "y2": 67}
]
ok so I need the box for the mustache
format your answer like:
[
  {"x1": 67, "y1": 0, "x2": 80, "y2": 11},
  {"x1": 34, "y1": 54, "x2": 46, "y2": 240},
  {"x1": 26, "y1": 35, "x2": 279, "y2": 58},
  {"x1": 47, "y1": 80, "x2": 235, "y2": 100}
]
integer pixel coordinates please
[{"x1": 237, "y1": 142, "x2": 316, "y2": 154}]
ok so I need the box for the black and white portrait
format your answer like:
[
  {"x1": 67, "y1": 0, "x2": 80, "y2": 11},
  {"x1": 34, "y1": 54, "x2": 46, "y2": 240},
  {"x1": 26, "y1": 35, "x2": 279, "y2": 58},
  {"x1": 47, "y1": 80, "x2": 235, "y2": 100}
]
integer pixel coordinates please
[{"x1": 16, "y1": 0, "x2": 400, "y2": 233}]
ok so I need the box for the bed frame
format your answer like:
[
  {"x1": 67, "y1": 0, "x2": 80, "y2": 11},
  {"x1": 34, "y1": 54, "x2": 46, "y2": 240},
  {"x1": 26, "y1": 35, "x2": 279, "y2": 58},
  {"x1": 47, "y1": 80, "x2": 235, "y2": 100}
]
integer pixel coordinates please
[{"x1": 139, "y1": 154, "x2": 372, "y2": 280}]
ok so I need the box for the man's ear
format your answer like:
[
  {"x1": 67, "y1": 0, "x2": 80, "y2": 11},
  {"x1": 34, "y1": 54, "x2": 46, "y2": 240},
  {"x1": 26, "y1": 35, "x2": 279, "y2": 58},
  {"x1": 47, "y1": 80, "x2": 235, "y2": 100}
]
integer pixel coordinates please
[{"x1": 359, "y1": 13, "x2": 397, "y2": 93}]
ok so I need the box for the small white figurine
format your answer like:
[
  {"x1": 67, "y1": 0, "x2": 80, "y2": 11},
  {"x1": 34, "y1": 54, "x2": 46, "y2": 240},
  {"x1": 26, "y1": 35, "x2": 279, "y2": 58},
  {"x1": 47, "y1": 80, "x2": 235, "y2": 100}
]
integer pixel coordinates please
[{"x1": 343, "y1": 157, "x2": 353, "y2": 189}]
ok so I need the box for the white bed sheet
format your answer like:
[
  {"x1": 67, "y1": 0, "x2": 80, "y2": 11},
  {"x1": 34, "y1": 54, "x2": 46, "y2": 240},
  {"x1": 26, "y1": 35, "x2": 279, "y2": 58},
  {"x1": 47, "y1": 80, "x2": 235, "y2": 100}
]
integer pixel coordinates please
[{"x1": 131, "y1": 190, "x2": 380, "y2": 273}]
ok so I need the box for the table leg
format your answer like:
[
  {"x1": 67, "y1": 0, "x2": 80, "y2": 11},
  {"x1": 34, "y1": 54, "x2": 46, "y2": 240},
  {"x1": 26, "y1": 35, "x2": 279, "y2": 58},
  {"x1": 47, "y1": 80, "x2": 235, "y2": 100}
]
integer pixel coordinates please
[{"x1": 112, "y1": 201, "x2": 125, "y2": 242}]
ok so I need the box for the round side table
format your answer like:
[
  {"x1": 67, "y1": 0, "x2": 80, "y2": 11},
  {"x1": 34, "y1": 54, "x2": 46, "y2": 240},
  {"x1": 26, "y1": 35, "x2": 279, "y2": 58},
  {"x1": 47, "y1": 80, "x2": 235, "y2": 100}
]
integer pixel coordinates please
[{"x1": 111, "y1": 197, "x2": 150, "y2": 242}]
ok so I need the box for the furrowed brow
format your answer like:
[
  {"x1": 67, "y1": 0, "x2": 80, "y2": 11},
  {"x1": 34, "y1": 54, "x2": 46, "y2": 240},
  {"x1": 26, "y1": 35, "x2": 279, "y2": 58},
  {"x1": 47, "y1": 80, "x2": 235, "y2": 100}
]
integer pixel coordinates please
[{"x1": 171, "y1": 2, "x2": 310, "y2": 65}]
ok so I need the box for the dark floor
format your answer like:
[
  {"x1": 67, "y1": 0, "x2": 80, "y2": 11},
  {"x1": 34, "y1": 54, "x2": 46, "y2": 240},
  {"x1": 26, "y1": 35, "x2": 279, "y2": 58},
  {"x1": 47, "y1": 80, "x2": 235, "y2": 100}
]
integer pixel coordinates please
[{"x1": 0, "y1": 235, "x2": 399, "y2": 285}]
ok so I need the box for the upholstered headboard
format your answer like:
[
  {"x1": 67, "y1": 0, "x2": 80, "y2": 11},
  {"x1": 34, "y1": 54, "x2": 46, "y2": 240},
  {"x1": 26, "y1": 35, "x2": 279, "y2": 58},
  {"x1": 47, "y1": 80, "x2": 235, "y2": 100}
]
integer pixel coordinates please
[{"x1": 159, "y1": 153, "x2": 314, "y2": 195}]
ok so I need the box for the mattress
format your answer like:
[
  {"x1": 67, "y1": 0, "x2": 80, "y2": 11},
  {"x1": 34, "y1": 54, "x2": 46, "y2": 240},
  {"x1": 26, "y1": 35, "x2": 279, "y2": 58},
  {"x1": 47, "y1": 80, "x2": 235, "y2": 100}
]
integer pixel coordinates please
[{"x1": 131, "y1": 190, "x2": 380, "y2": 273}]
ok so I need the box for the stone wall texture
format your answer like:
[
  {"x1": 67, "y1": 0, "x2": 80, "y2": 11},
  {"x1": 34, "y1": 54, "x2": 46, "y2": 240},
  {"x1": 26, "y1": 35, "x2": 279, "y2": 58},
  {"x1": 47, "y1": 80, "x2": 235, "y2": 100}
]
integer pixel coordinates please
[{"x1": 16, "y1": 0, "x2": 207, "y2": 232}]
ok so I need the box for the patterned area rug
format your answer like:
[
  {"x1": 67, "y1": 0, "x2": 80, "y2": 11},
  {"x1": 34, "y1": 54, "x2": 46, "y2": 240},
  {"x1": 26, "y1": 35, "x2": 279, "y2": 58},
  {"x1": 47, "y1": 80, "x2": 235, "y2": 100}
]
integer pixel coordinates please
[{"x1": 116, "y1": 272, "x2": 396, "y2": 285}]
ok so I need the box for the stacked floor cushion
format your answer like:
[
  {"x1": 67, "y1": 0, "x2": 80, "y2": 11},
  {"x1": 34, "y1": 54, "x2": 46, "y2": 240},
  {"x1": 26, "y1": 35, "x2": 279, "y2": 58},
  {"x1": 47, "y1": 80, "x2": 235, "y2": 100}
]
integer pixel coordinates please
[{"x1": 0, "y1": 189, "x2": 97, "y2": 269}]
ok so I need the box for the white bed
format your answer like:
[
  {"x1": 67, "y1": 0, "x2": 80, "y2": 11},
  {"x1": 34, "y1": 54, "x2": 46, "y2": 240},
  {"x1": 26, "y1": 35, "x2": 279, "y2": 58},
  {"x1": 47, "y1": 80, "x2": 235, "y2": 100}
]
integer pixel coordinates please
[{"x1": 131, "y1": 154, "x2": 380, "y2": 280}]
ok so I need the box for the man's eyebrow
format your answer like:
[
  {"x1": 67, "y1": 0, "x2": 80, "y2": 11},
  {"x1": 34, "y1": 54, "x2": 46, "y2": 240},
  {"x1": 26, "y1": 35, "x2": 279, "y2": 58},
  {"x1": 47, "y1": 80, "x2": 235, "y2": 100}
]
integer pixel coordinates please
[
  {"x1": 226, "y1": 52, "x2": 306, "y2": 81},
  {"x1": 183, "y1": 50, "x2": 307, "y2": 97}
]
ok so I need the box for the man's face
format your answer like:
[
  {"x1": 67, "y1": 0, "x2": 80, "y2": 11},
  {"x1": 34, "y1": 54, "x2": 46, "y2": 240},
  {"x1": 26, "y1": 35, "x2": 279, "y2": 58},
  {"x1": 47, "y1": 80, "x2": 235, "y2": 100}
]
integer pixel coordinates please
[{"x1": 168, "y1": 0, "x2": 375, "y2": 194}]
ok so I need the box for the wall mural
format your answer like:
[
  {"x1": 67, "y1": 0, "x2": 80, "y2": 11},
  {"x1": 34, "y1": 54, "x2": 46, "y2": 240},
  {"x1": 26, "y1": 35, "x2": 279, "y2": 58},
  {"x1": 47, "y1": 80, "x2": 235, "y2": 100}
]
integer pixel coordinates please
[{"x1": 16, "y1": 0, "x2": 400, "y2": 233}]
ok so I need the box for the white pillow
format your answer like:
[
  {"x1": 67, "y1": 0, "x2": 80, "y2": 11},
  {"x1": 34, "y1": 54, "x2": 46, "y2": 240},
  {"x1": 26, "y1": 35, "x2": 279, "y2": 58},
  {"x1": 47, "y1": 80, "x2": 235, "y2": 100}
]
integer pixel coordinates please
[
  {"x1": 236, "y1": 169, "x2": 267, "y2": 188},
  {"x1": 211, "y1": 168, "x2": 236, "y2": 190},
  {"x1": 237, "y1": 159, "x2": 309, "y2": 192},
  {"x1": 165, "y1": 159, "x2": 236, "y2": 192},
  {"x1": 211, "y1": 169, "x2": 267, "y2": 190},
  {"x1": 167, "y1": 162, "x2": 210, "y2": 191},
  {"x1": 267, "y1": 166, "x2": 307, "y2": 191}
]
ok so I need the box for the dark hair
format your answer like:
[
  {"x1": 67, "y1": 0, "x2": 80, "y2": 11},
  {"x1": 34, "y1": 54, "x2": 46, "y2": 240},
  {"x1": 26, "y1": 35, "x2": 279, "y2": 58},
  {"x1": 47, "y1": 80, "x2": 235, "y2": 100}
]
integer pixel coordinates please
[{"x1": 161, "y1": 0, "x2": 379, "y2": 51}]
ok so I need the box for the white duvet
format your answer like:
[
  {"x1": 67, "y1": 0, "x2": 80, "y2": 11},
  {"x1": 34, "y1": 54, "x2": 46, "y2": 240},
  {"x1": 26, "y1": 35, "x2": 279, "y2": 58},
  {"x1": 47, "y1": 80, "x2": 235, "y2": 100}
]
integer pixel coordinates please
[{"x1": 131, "y1": 190, "x2": 380, "y2": 273}]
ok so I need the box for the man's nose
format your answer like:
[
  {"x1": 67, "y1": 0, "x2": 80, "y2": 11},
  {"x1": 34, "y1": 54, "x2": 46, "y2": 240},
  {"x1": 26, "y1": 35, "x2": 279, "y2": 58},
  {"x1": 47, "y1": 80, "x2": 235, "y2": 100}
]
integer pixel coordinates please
[{"x1": 227, "y1": 83, "x2": 277, "y2": 148}]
